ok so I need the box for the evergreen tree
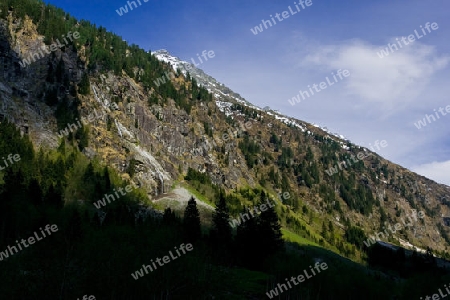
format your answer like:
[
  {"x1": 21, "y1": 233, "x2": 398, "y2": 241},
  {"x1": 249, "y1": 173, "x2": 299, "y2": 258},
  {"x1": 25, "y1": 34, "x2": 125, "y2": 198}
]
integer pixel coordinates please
[
  {"x1": 28, "y1": 178, "x2": 43, "y2": 206},
  {"x1": 44, "y1": 184, "x2": 63, "y2": 208},
  {"x1": 328, "y1": 220, "x2": 335, "y2": 244},
  {"x1": 211, "y1": 191, "x2": 232, "y2": 245},
  {"x1": 183, "y1": 196, "x2": 201, "y2": 242},
  {"x1": 104, "y1": 166, "x2": 111, "y2": 191},
  {"x1": 163, "y1": 207, "x2": 177, "y2": 225},
  {"x1": 57, "y1": 138, "x2": 66, "y2": 156},
  {"x1": 258, "y1": 198, "x2": 284, "y2": 255},
  {"x1": 66, "y1": 208, "x2": 83, "y2": 242},
  {"x1": 78, "y1": 72, "x2": 90, "y2": 95},
  {"x1": 75, "y1": 126, "x2": 89, "y2": 151},
  {"x1": 322, "y1": 221, "x2": 328, "y2": 240},
  {"x1": 235, "y1": 207, "x2": 261, "y2": 268}
]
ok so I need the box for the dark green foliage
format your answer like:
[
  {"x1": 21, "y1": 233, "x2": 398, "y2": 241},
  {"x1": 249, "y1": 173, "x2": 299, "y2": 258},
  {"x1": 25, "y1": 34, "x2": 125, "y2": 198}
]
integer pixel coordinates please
[
  {"x1": 210, "y1": 192, "x2": 234, "y2": 264},
  {"x1": 183, "y1": 196, "x2": 201, "y2": 242},
  {"x1": 211, "y1": 191, "x2": 232, "y2": 245},
  {"x1": 322, "y1": 221, "x2": 328, "y2": 240},
  {"x1": 203, "y1": 122, "x2": 213, "y2": 137},
  {"x1": 126, "y1": 158, "x2": 138, "y2": 178},
  {"x1": 163, "y1": 207, "x2": 178, "y2": 225},
  {"x1": 44, "y1": 183, "x2": 63, "y2": 208},
  {"x1": 319, "y1": 183, "x2": 337, "y2": 213},
  {"x1": 65, "y1": 208, "x2": 83, "y2": 242},
  {"x1": 339, "y1": 180, "x2": 376, "y2": 215},
  {"x1": 379, "y1": 207, "x2": 388, "y2": 230},
  {"x1": 258, "y1": 201, "x2": 284, "y2": 254},
  {"x1": 54, "y1": 95, "x2": 80, "y2": 131},
  {"x1": 235, "y1": 208, "x2": 261, "y2": 268},
  {"x1": 239, "y1": 134, "x2": 260, "y2": 168},
  {"x1": 277, "y1": 146, "x2": 293, "y2": 170},
  {"x1": 78, "y1": 72, "x2": 90, "y2": 95},
  {"x1": 75, "y1": 125, "x2": 89, "y2": 151},
  {"x1": 345, "y1": 225, "x2": 367, "y2": 249},
  {"x1": 235, "y1": 193, "x2": 284, "y2": 269},
  {"x1": 269, "y1": 132, "x2": 280, "y2": 146},
  {"x1": 184, "y1": 167, "x2": 211, "y2": 185},
  {"x1": 367, "y1": 243, "x2": 440, "y2": 282},
  {"x1": 148, "y1": 93, "x2": 159, "y2": 106},
  {"x1": 230, "y1": 103, "x2": 257, "y2": 121},
  {"x1": 268, "y1": 166, "x2": 279, "y2": 187}
]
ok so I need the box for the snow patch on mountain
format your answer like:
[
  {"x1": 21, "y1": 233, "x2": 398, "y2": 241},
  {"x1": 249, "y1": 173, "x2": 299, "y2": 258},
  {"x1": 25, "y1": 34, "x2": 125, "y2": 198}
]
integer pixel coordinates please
[{"x1": 153, "y1": 49, "x2": 350, "y2": 142}]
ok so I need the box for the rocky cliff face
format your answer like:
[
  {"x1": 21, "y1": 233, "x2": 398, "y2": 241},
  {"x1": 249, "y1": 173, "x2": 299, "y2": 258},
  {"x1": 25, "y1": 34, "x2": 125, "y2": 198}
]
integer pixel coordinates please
[
  {"x1": 0, "y1": 16, "x2": 58, "y2": 147},
  {"x1": 2, "y1": 10, "x2": 450, "y2": 254}
]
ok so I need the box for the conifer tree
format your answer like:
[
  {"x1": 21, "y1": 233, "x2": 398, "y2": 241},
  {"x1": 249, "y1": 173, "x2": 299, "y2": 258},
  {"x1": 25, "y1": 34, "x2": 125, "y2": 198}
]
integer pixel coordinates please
[
  {"x1": 258, "y1": 197, "x2": 284, "y2": 255},
  {"x1": 163, "y1": 207, "x2": 177, "y2": 225},
  {"x1": 183, "y1": 196, "x2": 201, "y2": 242},
  {"x1": 78, "y1": 72, "x2": 90, "y2": 95},
  {"x1": 28, "y1": 178, "x2": 43, "y2": 206},
  {"x1": 211, "y1": 191, "x2": 232, "y2": 245},
  {"x1": 322, "y1": 221, "x2": 328, "y2": 240},
  {"x1": 235, "y1": 206, "x2": 261, "y2": 268},
  {"x1": 45, "y1": 184, "x2": 63, "y2": 208}
]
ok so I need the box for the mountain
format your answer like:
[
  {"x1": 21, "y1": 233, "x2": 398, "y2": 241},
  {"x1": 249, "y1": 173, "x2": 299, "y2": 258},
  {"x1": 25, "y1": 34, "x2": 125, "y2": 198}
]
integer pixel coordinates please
[
  {"x1": 153, "y1": 49, "x2": 252, "y2": 106},
  {"x1": 1, "y1": 0, "x2": 450, "y2": 299},
  {"x1": 153, "y1": 49, "x2": 351, "y2": 140}
]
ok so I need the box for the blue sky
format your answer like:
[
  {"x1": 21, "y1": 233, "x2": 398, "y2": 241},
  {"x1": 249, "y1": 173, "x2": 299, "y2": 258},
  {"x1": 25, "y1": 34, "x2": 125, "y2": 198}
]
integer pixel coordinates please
[{"x1": 46, "y1": 0, "x2": 450, "y2": 185}]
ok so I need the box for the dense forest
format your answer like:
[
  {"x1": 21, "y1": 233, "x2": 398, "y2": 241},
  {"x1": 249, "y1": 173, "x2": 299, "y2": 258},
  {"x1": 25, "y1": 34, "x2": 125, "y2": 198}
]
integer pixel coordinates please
[{"x1": 0, "y1": 119, "x2": 432, "y2": 299}]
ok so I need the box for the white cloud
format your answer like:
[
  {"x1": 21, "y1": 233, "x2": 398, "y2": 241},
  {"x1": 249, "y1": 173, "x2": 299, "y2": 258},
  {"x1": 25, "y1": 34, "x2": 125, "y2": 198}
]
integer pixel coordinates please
[
  {"x1": 412, "y1": 160, "x2": 450, "y2": 186},
  {"x1": 297, "y1": 39, "x2": 449, "y2": 110}
]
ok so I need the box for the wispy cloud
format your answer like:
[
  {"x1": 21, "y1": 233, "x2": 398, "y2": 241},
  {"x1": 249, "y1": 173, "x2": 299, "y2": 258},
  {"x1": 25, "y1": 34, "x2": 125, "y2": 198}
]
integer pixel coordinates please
[
  {"x1": 296, "y1": 39, "x2": 449, "y2": 110},
  {"x1": 412, "y1": 160, "x2": 450, "y2": 186}
]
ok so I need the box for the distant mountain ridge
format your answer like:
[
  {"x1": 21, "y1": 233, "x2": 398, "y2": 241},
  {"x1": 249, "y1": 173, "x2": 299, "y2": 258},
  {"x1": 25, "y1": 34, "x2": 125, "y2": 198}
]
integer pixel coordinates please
[
  {"x1": 153, "y1": 49, "x2": 350, "y2": 143},
  {"x1": 153, "y1": 49, "x2": 253, "y2": 105}
]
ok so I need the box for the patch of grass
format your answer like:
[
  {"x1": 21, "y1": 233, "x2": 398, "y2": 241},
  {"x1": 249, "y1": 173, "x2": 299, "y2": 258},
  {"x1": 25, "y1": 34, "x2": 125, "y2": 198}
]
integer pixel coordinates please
[
  {"x1": 181, "y1": 182, "x2": 216, "y2": 207},
  {"x1": 282, "y1": 228, "x2": 320, "y2": 247}
]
